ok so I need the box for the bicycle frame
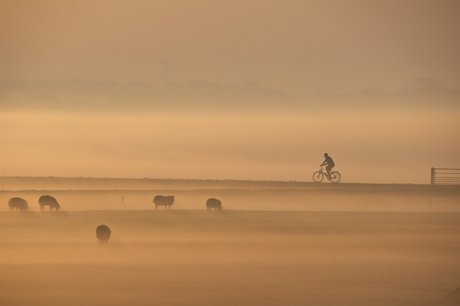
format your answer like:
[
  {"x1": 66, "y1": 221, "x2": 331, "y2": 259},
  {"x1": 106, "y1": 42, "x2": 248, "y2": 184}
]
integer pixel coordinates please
[
  {"x1": 313, "y1": 166, "x2": 341, "y2": 183},
  {"x1": 319, "y1": 166, "x2": 330, "y2": 176}
]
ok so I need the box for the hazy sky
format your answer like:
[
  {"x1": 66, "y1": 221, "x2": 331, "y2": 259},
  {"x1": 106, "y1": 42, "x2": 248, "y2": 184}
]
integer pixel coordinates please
[
  {"x1": 1, "y1": 109, "x2": 458, "y2": 184},
  {"x1": 1, "y1": 0, "x2": 459, "y2": 184},
  {"x1": 1, "y1": 0, "x2": 460, "y2": 94}
]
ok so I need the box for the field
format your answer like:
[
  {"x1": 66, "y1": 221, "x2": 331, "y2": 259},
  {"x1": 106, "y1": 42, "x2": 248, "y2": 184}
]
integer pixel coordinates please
[{"x1": 1, "y1": 177, "x2": 460, "y2": 305}]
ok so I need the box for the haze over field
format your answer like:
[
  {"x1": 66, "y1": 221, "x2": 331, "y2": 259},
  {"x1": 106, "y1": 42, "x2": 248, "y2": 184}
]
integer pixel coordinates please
[
  {"x1": 1, "y1": 0, "x2": 459, "y2": 183},
  {"x1": 1, "y1": 179, "x2": 460, "y2": 306},
  {"x1": 2, "y1": 2, "x2": 460, "y2": 305}
]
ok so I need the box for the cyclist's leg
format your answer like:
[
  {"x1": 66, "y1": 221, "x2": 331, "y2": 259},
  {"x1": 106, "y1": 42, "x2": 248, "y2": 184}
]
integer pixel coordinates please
[{"x1": 326, "y1": 165, "x2": 332, "y2": 177}]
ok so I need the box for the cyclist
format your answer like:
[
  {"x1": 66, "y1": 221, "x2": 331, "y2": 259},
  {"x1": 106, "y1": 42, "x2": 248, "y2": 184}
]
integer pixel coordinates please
[{"x1": 321, "y1": 153, "x2": 335, "y2": 180}]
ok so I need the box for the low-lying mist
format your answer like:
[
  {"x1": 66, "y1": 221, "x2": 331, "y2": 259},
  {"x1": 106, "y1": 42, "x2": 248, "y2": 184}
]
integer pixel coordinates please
[{"x1": 2, "y1": 209, "x2": 460, "y2": 306}]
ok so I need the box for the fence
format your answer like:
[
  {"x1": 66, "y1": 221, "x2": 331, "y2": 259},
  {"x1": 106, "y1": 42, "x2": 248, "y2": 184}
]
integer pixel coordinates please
[{"x1": 431, "y1": 168, "x2": 460, "y2": 185}]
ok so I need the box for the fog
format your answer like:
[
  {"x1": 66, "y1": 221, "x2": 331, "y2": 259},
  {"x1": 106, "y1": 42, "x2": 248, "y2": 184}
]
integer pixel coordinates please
[
  {"x1": 1, "y1": 0, "x2": 459, "y2": 183},
  {"x1": 2, "y1": 1, "x2": 460, "y2": 305},
  {"x1": 1, "y1": 180, "x2": 460, "y2": 305},
  {"x1": 1, "y1": 0, "x2": 460, "y2": 93},
  {"x1": 1, "y1": 108, "x2": 458, "y2": 183}
]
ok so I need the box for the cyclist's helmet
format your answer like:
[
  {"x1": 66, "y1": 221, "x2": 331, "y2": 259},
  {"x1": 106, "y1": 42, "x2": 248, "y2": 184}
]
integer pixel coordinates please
[{"x1": 324, "y1": 153, "x2": 328, "y2": 157}]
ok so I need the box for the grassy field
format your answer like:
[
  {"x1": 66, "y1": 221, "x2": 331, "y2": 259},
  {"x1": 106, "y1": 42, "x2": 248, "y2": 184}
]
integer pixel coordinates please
[{"x1": 1, "y1": 177, "x2": 460, "y2": 305}]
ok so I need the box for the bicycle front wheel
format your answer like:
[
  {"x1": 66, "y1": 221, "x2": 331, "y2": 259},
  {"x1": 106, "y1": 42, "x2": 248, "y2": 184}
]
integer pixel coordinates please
[
  {"x1": 313, "y1": 171, "x2": 324, "y2": 183},
  {"x1": 330, "y1": 171, "x2": 341, "y2": 183}
]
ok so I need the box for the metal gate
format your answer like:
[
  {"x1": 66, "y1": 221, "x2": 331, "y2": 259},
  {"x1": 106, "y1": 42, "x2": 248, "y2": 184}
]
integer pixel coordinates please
[{"x1": 431, "y1": 168, "x2": 460, "y2": 185}]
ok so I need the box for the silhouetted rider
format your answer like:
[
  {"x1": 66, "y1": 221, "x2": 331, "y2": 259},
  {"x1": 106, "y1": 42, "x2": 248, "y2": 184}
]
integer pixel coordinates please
[{"x1": 321, "y1": 153, "x2": 335, "y2": 179}]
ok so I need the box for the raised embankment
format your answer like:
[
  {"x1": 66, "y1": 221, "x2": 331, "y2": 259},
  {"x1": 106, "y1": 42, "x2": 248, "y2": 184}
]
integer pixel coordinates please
[{"x1": 1, "y1": 176, "x2": 459, "y2": 211}]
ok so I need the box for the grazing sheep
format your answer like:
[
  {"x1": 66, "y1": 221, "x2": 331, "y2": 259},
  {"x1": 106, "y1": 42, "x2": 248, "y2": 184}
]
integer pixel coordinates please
[
  {"x1": 96, "y1": 225, "x2": 111, "y2": 245},
  {"x1": 206, "y1": 198, "x2": 222, "y2": 211},
  {"x1": 38, "y1": 195, "x2": 60, "y2": 211},
  {"x1": 8, "y1": 197, "x2": 29, "y2": 212},
  {"x1": 153, "y1": 195, "x2": 174, "y2": 210}
]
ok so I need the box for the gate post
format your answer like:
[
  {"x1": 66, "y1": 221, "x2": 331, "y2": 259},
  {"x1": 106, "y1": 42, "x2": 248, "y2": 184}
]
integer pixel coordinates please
[{"x1": 431, "y1": 167, "x2": 435, "y2": 185}]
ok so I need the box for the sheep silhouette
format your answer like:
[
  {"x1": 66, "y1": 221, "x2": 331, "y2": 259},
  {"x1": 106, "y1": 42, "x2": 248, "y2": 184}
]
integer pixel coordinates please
[
  {"x1": 153, "y1": 195, "x2": 174, "y2": 210},
  {"x1": 8, "y1": 197, "x2": 29, "y2": 212},
  {"x1": 206, "y1": 198, "x2": 222, "y2": 211},
  {"x1": 96, "y1": 225, "x2": 111, "y2": 245},
  {"x1": 38, "y1": 195, "x2": 60, "y2": 211}
]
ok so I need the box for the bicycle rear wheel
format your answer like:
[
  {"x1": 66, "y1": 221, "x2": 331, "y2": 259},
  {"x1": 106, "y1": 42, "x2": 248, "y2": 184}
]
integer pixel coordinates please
[
  {"x1": 330, "y1": 171, "x2": 341, "y2": 183},
  {"x1": 313, "y1": 171, "x2": 324, "y2": 183}
]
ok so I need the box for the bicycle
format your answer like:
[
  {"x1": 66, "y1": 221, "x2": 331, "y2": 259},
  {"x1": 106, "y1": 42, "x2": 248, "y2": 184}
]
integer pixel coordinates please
[{"x1": 312, "y1": 166, "x2": 341, "y2": 183}]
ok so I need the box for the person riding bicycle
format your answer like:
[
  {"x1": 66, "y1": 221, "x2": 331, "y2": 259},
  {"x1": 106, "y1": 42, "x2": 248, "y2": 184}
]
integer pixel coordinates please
[{"x1": 321, "y1": 153, "x2": 335, "y2": 179}]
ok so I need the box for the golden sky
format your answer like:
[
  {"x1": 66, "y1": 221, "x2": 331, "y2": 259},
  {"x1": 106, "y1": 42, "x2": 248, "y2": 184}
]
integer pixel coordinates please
[
  {"x1": 1, "y1": 109, "x2": 459, "y2": 184},
  {"x1": 1, "y1": 0, "x2": 459, "y2": 183},
  {"x1": 1, "y1": 0, "x2": 459, "y2": 93}
]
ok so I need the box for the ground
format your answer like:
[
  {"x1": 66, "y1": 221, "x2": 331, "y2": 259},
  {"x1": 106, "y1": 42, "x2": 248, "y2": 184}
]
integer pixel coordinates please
[{"x1": 1, "y1": 179, "x2": 459, "y2": 305}]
